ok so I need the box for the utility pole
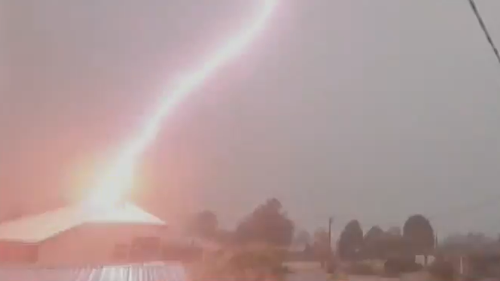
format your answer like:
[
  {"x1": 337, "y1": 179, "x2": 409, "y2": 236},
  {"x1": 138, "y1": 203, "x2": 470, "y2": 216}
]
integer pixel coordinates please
[
  {"x1": 328, "y1": 217, "x2": 333, "y2": 252},
  {"x1": 326, "y1": 216, "x2": 334, "y2": 269}
]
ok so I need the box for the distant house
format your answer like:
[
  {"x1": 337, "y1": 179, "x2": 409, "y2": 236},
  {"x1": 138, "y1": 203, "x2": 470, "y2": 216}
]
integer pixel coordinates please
[{"x1": 0, "y1": 202, "x2": 167, "y2": 266}]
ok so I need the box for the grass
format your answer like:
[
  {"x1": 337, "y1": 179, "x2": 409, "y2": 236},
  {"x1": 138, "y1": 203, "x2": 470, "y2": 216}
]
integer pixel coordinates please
[{"x1": 188, "y1": 246, "x2": 289, "y2": 281}]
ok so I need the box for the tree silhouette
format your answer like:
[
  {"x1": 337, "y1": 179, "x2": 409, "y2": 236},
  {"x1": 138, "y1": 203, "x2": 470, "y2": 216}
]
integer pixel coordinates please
[
  {"x1": 364, "y1": 226, "x2": 384, "y2": 241},
  {"x1": 235, "y1": 198, "x2": 294, "y2": 247},
  {"x1": 338, "y1": 220, "x2": 363, "y2": 261},
  {"x1": 363, "y1": 225, "x2": 384, "y2": 259},
  {"x1": 403, "y1": 214, "x2": 434, "y2": 263}
]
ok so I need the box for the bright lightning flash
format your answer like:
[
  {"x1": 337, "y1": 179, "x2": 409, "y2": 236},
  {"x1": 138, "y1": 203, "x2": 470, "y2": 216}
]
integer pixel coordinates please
[{"x1": 85, "y1": 0, "x2": 278, "y2": 209}]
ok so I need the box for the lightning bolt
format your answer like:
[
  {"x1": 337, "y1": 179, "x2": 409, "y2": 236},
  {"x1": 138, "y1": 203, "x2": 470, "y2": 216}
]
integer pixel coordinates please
[{"x1": 85, "y1": 0, "x2": 278, "y2": 208}]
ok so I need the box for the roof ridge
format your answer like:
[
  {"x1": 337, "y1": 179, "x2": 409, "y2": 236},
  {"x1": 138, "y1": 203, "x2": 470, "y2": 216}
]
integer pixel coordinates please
[{"x1": 0, "y1": 202, "x2": 165, "y2": 243}]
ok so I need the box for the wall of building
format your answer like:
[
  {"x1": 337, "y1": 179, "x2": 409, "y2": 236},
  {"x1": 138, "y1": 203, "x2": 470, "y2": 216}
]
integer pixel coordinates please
[
  {"x1": 36, "y1": 223, "x2": 167, "y2": 266},
  {"x1": 0, "y1": 242, "x2": 38, "y2": 264}
]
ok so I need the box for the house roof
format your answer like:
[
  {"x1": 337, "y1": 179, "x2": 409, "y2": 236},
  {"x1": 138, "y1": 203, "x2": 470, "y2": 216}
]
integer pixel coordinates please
[
  {"x1": 0, "y1": 262, "x2": 186, "y2": 281},
  {"x1": 0, "y1": 202, "x2": 165, "y2": 243}
]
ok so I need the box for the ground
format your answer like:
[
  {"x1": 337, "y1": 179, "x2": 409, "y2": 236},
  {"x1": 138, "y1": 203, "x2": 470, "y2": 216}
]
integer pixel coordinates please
[
  {"x1": 189, "y1": 259, "x2": 429, "y2": 281},
  {"x1": 284, "y1": 261, "x2": 428, "y2": 281},
  {"x1": 286, "y1": 270, "x2": 330, "y2": 281},
  {"x1": 287, "y1": 272, "x2": 405, "y2": 281}
]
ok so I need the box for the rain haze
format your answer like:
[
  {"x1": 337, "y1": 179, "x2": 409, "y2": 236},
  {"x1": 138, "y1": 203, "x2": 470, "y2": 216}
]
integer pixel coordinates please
[{"x1": 2, "y1": 0, "x2": 500, "y2": 237}]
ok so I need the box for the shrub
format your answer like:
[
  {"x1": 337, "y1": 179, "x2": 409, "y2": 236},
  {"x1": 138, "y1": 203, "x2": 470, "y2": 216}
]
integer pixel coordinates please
[{"x1": 221, "y1": 246, "x2": 289, "y2": 280}]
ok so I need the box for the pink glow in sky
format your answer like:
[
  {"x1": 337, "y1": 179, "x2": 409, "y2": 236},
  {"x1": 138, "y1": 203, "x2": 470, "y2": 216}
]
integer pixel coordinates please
[{"x1": 85, "y1": 0, "x2": 279, "y2": 208}]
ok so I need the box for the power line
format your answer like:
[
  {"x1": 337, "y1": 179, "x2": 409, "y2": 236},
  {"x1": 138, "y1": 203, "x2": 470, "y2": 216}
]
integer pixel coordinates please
[
  {"x1": 468, "y1": 0, "x2": 500, "y2": 66},
  {"x1": 421, "y1": 1, "x2": 500, "y2": 228},
  {"x1": 425, "y1": 0, "x2": 500, "y2": 231},
  {"x1": 319, "y1": 2, "x2": 500, "y2": 234}
]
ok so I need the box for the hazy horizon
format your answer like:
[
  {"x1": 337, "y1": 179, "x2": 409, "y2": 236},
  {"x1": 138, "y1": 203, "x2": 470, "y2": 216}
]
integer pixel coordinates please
[{"x1": 2, "y1": 0, "x2": 500, "y2": 236}]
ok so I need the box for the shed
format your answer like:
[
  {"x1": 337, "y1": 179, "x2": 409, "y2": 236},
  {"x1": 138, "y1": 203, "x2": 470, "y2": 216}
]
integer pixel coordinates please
[{"x1": 0, "y1": 202, "x2": 167, "y2": 266}]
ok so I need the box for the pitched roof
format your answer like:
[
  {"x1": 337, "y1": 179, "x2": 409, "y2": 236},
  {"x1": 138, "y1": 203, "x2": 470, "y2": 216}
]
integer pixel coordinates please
[
  {"x1": 0, "y1": 262, "x2": 186, "y2": 281},
  {"x1": 0, "y1": 203, "x2": 165, "y2": 243}
]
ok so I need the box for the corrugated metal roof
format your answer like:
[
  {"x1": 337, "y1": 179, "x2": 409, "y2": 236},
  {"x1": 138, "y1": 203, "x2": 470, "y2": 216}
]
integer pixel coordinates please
[
  {"x1": 0, "y1": 203, "x2": 165, "y2": 243},
  {"x1": 0, "y1": 262, "x2": 186, "y2": 281}
]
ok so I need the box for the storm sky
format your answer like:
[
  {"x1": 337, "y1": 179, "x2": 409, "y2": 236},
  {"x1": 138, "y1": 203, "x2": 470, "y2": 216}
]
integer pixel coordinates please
[{"x1": 2, "y1": 0, "x2": 500, "y2": 236}]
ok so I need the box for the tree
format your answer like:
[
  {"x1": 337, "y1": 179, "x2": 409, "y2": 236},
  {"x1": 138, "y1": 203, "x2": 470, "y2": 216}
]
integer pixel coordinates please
[
  {"x1": 338, "y1": 220, "x2": 364, "y2": 261},
  {"x1": 188, "y1": 210, "x2": 218, "y2": 239},
  {"x1": 364, "y1": 226, "x2": 384, "y2": 242},
  {"x1": 363, "y1": 226, "x2": 384, "y2": 259},
  {"x1": 403, "y1": 214, "x2": 434, "y2": 263},
  {"x1": 235, "y1": 198, "x2": 294, "y2": 247}
]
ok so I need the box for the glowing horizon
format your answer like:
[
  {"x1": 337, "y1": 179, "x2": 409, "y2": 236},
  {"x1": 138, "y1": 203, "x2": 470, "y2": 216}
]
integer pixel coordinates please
[{"x1": 84, "y1": 0, "x2": 279, "y2": 209}]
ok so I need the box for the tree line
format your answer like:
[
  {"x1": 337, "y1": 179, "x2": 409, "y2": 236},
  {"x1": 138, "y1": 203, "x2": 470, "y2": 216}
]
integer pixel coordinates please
[
  {"x1": 336, "y1": 214, "x2": 434, "y2": 263},
  {"x1": 186, "y1": 198, "x2": 294, "y2": 247},
  {"x1": 186, "y1": 198, "x2": 435, "y2": 262}
]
